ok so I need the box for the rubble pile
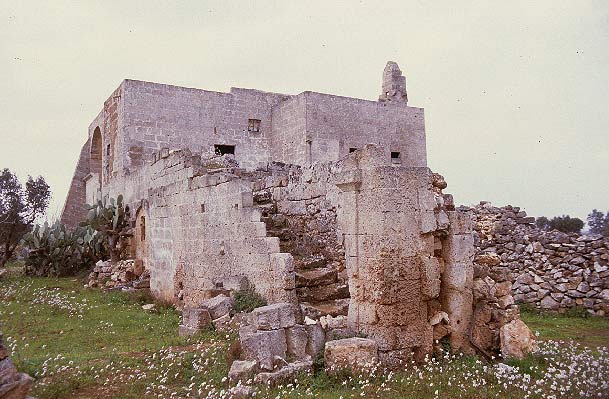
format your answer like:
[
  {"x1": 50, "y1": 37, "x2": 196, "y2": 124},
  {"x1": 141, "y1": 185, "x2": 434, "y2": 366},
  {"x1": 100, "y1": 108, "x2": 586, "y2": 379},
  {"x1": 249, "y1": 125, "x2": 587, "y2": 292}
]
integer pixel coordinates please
[{"x1": 86, "y1": 259, "x2": 150, "y2": 291}]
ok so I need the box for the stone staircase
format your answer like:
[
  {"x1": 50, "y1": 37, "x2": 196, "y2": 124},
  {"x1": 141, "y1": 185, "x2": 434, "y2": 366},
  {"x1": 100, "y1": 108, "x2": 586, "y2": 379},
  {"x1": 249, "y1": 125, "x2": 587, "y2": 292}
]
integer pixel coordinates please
[{"x1": 254, "y1": 191, "x2": 349, "y2": 317}]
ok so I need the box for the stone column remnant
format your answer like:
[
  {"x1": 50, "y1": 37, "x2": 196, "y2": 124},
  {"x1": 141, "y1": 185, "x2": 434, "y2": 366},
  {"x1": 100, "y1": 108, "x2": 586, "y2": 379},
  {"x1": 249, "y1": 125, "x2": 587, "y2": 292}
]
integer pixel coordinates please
[
  {"x1": 335, "y1": 145, "x2": 447, "y2": 365},
  {"x1": 379, "y1": 61, "x2": 408, "y2": 104}
]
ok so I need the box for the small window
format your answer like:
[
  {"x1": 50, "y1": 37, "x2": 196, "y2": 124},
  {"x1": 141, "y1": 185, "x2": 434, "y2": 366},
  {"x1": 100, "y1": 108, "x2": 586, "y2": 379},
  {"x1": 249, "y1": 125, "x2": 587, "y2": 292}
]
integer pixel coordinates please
[
  {"x1": 106, "y1": 144, "x2": 111, "y2": 156},
  {"x1": 201, "y1": 203, "x2": 206, "y2": 213},
  {"x1": 214, "y1": 144, "x2": 235, "y2": 155},
  {"x1": 140, "y1": 216, "x2": 146, "y2": 241},
  {"x1": 391, "y1": 151, "x2": 401, "y2": 164},
  {"x1": 349, "y1": 148, "x2": 357, "y2": 153},
  {"x1": 248, "y1": 119, "x2": 261, "y2": 132}
]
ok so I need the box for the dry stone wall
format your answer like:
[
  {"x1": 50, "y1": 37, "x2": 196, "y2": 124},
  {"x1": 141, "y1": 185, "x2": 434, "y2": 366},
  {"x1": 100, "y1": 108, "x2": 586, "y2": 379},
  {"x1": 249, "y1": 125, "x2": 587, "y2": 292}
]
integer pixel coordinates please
[{"x1": 464, "y1": 202, "x2": 609, "y2": 316}]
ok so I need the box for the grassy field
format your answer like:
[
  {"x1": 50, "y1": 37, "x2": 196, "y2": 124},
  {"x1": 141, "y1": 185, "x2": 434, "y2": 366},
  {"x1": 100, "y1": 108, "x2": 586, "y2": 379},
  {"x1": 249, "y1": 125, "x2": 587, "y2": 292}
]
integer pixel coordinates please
[{"x1": 1, "y1": 264, "x2": 608, "y2": 399}]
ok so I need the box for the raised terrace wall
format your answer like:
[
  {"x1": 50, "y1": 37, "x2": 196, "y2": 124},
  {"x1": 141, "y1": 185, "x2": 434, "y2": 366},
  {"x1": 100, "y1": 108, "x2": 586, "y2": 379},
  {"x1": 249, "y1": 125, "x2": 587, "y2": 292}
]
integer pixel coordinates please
[{"x1": 465, "y1": 202, "x2": 609, "y2": 316}]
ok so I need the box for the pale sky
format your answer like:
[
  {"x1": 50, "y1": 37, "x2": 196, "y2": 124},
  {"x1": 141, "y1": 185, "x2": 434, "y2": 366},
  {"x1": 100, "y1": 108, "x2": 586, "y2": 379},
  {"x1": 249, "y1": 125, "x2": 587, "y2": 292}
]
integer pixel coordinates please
[{"x1": 1, "y1": 1, "x2": 608, "y2": 223}]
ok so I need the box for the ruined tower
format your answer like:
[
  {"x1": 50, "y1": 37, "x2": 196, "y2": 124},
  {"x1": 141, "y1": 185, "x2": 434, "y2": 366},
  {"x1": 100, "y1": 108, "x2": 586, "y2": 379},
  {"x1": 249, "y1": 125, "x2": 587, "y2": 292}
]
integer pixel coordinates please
[{"x1": 379, "y1": 61, "x2": 408, "y2": 104}]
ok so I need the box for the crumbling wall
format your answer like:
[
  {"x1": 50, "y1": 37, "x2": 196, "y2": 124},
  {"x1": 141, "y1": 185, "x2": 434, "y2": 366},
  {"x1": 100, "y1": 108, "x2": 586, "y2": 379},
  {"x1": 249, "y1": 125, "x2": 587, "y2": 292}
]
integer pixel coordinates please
[
  {"x1": 465, "y1": 202, "x2": 609, "y2": 316},
  {"x1": 102, "y1": 149, "x2": 296, "y2": 306}
]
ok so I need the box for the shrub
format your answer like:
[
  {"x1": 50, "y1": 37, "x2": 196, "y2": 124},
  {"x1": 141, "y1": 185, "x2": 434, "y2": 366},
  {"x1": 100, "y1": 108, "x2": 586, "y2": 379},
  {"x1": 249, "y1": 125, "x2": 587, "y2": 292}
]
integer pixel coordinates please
[
  {"x1": 21, "y1": 222, "x2": 106, "y2": 276},
  {"x1": 233, "y1": 287, "x2": 267, "y2": 313}
]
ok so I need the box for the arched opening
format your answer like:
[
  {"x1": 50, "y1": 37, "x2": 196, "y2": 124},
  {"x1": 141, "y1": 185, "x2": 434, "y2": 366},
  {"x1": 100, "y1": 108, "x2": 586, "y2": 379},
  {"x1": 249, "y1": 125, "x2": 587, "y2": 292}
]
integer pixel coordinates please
[
  {"x1": 86, "y1": 127, "x2": 103, "y2": 205},
  {"x1": 133, "y1": 207, "x2": 149, "y2": 273},
  {"x1": 90, "y1": 127, "x2": 103, "y2": 178}
]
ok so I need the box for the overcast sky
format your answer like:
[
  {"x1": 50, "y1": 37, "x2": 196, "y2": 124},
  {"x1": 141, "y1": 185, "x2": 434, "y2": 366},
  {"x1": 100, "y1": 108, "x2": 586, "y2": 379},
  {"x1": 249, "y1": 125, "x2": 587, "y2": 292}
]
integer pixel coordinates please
[{"x1": 1, "y1": 0, "x2": 608, "y2": 223}]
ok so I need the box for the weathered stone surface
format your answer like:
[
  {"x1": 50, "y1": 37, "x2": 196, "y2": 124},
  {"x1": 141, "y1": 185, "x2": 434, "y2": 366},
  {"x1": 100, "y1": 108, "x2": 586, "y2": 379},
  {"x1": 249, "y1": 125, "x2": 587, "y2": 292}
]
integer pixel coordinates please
[
  {"x1": 324, "y1": 338, "x2": 378, "y2": 372},
  {"x1": 285, "y1": 325, "x2": 308, "y2": 360},
  {"x1": 228, "y1": 360, "x2": 257, "y2": 383},
  {"x1": 251, "y1": 303, "x2": 301, "y2": 331},
  {"x1": 254, "y1": 359, "x2": 313, "y2": 387},
  {"x1": 182, "y1": 307, "x2": 212, "y2": 329},
  {"x1": 201, "y1": 295, "x2": 233, "y2": 320},
  {"x1": 499, "y1": 319, "x2": 538, "y2": 359},
  {"x1": 305, "y1": 323, "x2": 326, "y2": 358},
  {"x1": 239, "y1": 328, "x2": 287, "y2": 371}
]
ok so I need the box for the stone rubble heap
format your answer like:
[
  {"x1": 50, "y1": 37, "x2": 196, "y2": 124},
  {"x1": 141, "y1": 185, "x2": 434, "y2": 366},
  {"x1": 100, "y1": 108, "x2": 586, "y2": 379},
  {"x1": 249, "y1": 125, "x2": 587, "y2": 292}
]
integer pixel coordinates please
[
  {"x1": 0, "y1": 326, "x2": 33, "y2": 399},
  {"x1": 230, "y1": 303, "x2": 321, "y2": 387},
  {"x1": 463, "y1": 202, "x2": 609, "y2": 316},
  {"x1": 86, "y1": 260, "x2": 150, "y2": 291}
]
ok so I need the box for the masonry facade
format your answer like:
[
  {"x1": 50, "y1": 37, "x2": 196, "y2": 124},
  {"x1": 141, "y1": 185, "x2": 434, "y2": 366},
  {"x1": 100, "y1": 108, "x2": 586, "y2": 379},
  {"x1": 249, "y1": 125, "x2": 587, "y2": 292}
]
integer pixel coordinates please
[{"x1": 61, "y1": 62, "x2": 535, "y2": 363}]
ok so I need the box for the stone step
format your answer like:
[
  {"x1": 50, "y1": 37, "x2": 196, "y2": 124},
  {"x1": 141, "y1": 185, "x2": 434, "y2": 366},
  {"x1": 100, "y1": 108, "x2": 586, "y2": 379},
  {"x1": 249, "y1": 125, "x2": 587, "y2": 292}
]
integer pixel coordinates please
[
  {"x1": 296, "y1": 283, "x2": 350, "y2": 303},
  {"x1": 295, "y1": 267, "x2": 337, "y2": 288},
  {"x1": 294, "y1": 255, "x2": 327, "y2": 270},
  {"x1": 301, "y1": 298, "x2": 350, "y2": 318}
]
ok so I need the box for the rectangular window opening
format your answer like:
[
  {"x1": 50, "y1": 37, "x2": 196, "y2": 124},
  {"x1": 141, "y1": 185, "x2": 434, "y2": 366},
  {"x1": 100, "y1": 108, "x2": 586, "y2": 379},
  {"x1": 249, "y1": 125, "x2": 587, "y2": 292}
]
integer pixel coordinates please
[
  {"x1": 391, "y1": 151, "x2": 402, "y2": 164},
  {"x1": 349, "y1": 147, "x2": 357, "y2": 153},
  {"x1": 106, "y1": 144, "x2": 111, "y2": 156},
  {"x1": 201, "y1": 203, "x2": 206, "y2": 213},
  {"x1": 248, "y1": 119, "x2": 261, "y2": 132},
  {"x1": 214, "y1": 144, "x2": 235, "y2": 156}
]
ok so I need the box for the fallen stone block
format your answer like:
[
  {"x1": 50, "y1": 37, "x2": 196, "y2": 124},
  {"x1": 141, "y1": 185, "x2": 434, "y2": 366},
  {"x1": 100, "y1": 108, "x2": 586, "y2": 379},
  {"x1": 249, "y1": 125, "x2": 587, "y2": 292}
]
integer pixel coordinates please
[
  {"x1": 324, "y1": 337, "x2": 378, "y2": 372},
  {"x1": 254, "y1": 359, "x2": 313, "y2": 387},
  {"x1": 182, "y1": 307, "x2": 212, "y2": 329},
  {"x1": 228, "y1": 359, "x2": 258, "y2": 383},
  {"x1": 239, "y1": 328, "x2": 287, "y2": 371},
  {"x1": 251, "y1": 303, "x2": 301, "y2": 331},
  {"x1": 212, "y1": 314, "x2": 231, "y2": 331},
  {"x1": 202, "y1": 294, "x2": 233, "y2": 319},
  {"x1": 499, "y1": 319, "x2": 538, "y2": 359}
]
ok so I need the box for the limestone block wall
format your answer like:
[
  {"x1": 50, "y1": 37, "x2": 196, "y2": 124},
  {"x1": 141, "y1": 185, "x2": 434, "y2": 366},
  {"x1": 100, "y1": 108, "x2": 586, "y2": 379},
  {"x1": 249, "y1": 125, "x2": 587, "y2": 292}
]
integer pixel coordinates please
[
  {"x1": 465, "y1": 202, "x2": 609, "y2": 316},
  {"x1": 304, "y1": 92, "x2": 426, "y2": 166},
  {"x1": 270, "y1": 94, "x2": 308, "y2": 166},
  {"x1": 102, "y1": 150, "x2": 296, "y2": 305},
  {"x1": 121, "y1": 80, "x2": 291, "y2": 172}
]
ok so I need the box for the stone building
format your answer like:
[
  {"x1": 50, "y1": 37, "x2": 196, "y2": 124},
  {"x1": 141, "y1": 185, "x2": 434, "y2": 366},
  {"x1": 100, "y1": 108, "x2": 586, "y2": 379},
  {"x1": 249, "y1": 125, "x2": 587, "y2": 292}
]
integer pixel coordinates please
[{"x1": 61, "y1": 62, "x2": 534, "y2": 364}]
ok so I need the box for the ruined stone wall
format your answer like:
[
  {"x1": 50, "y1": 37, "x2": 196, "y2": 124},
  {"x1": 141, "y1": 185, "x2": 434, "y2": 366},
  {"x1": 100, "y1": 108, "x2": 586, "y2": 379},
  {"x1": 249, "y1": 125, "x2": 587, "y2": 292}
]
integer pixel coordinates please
[
  {"x1": 102, "y1": 150, "x2": 296, "y2": 306},
  {"x1": 465, "y1": 202, "x2": 609, "y2": 316},
  {"x1": 121, "y1": 80, "x2": 291, "y2": 171}
]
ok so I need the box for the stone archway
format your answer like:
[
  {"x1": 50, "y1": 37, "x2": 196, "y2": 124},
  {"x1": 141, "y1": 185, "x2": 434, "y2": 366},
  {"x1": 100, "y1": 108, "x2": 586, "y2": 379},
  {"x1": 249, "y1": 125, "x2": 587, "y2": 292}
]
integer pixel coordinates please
[
  {"x1": 86, "y1": 127, "x2": 103, "y2": 204},
  {"x1": 133, "y1": 207, "x2": 149, "y2": 275}
]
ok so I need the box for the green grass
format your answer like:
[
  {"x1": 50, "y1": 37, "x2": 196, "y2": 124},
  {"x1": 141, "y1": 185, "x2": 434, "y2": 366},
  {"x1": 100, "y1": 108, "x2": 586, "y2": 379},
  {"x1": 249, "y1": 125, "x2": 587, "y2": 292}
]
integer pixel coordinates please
[
  {"x1": 521, "y1": 306, "x2": 609, "y2": 347},
  {"x1": 1, "y1": 264, "x2": 608, "y2": 398}
]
